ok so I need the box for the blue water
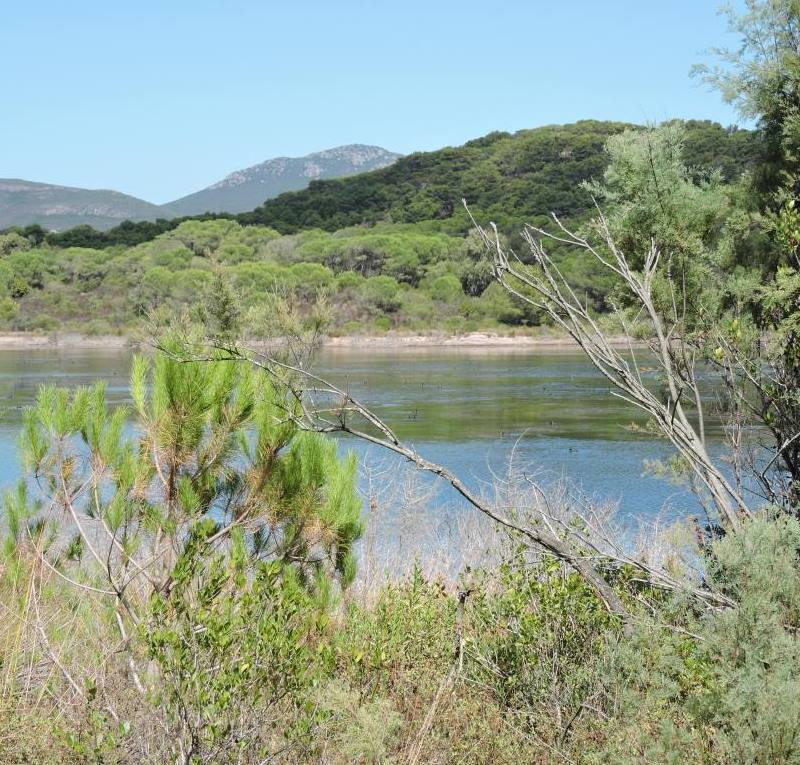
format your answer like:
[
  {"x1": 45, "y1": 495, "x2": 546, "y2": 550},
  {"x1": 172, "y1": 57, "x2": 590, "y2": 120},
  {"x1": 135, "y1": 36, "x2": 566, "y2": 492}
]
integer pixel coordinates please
[{"x1": 0, "y1": 345, "x2": 734, "y2": 525}]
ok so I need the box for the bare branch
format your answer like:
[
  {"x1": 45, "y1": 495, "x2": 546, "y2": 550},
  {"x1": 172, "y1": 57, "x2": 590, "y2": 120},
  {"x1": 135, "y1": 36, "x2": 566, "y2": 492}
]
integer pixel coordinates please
[{"x1": 465, "y1": 200, "x2": 751, "y2": 530}]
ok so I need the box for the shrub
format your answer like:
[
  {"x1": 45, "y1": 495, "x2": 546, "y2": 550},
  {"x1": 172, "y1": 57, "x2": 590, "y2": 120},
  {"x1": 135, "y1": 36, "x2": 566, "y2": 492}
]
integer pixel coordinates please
[
  {"x1": 597, "y1": 517, "x2": 800, "y2": 765},
  {"x1": 335, "y1": 270, "x2": 366, "y2": 291},
  {"x1": 0, "y1": 296, "x2": 17, "y2": 321},
  {"x1": 133, "y1": 265, "x2": 173, "y2": 313},
  {"x1": 362, "y1": 276, "x2": 402, "y2": 313},
  {"x1": 427, "y1": 273, "x2": 464, "y2": 302},
  {"x1": 460, "y1": 260, "x2": 494, "y2": 296},
  {"x1": 291, "y1": 262, "x2": 334, "y2": 298},
  {"x1": 151, "y1": 247, "x2": 194, "y2": 270},
  {"x1": 373, "y1": 315, "x2": 392, "y2": 332},
  {"x1": 29, "y1": 314, "x2": 58, "y2": 331},
  {"x1": 479, "y1": 282, "x2": 526, "y2": 324},
  {"x1": 144, "y1": 539, "x2": 330, "y2": 761}
]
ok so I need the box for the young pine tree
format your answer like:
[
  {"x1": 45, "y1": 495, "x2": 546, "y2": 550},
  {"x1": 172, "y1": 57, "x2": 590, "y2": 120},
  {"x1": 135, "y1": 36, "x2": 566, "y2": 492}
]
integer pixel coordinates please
[{"x1": 3, "y1": 339, "x2": 363, "y2": 761}]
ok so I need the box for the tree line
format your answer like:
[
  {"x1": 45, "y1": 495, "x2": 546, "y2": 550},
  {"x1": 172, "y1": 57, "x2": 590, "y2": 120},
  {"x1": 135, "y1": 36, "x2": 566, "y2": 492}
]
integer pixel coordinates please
[{"x1": 3, "y1": 2, "x2": 800, "y2": 763}]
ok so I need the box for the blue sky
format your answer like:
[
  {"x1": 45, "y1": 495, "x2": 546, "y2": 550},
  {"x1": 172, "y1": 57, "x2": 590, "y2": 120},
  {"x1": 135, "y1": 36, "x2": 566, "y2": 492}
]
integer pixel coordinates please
[{"x1": 0, "y1": 1, "x2": 745, "y2": 204}]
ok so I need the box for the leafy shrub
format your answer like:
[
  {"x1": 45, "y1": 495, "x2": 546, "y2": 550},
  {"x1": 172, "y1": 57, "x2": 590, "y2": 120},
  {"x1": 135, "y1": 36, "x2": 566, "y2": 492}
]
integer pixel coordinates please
[
  {"x1": 598, "y1": 517, "x2": 800, "y2": 765},
  {"x1": 427, "y1": 273, "x2": 463, "y2": 302},
  {"x1": 335, "y1": 271, "x2": 366, "y2": 291},
  {"x1": 145, "y1": 533, "x2": 330, "y2": 761},
  {"x1": 363, "y1": 275, "x2": 402, "y2": 313},
  {"x1": 479, "y1": 282, "x2": 526, "y2": 325},
  {"x1": 0, "y1": 296, "x2": 17, "y2": 321},
  {"x1": 460, "y1": 260, "x2": 494, "y2": 296},
  {"x1": 291, "y1": 262, "x2": 334, "y2": 297},
  {"x1": 29, "y1": 314, "x2": 58, "y2": 331},
  {"x1": 373, "y1": 315, "x2": 392, "y2": 331}
]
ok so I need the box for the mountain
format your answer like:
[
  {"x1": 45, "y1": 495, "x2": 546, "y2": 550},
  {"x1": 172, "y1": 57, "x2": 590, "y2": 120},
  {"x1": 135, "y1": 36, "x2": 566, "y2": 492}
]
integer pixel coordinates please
[
  {"x1": 165, "y1": 144, "x2": 402, "y2": 216},
  {"x1": 239, "y1": 121, "x2": 759, "y2": 236},
  {"x1": 42, "y1": 121, "x2": 758, "y2": 250},
  {"x1": 1, "y1": 145, "x2": 400, "y2": 233},
  {"x1": 0, "y1": 179, "x2": 176, "y2": 232}
]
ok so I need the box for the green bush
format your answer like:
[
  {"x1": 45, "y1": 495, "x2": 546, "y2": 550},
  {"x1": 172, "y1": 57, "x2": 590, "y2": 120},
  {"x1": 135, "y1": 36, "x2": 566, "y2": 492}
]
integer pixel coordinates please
[
  {"x1": 460, "y1": 260, "x2": 494, "y2": 296},
  {"x1": 362, "y1": 275, "x2": 402, "y2": 313},
  {"x1": 29, "y1": 314, "x2": 59, "y2": 331},
  {"x1": 335, "y1": 271, "x2": 366, "y2": 291},
  {"x1": 0, "y1": 296, "x2": 17, "y2": 321},
  {"x1": 427, "y1": 273, "x2": 464, "y2": 302},
  {"x1": 151, "y1": 247, "x2": 194, "y2": 270},
  {"x1": 478, "y1": 282, "x2": 526, "y2": 325},
  {"x1": 597, "y1": 517, "x2": 800, "y2": 765},
  {"x1": 145, "y1": 536, "x2": 329, "y2": 761},
  {"x1": 373, "y1": 315, "x2": 392, "y2": 332},
  {"x1": 291, "y1": 262, "x2": 334, "y2": 297}
]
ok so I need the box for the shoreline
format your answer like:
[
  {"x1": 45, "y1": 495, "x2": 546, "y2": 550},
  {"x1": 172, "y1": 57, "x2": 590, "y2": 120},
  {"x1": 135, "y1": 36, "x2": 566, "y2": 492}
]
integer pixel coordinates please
[
  {"x1": 320, "y1": 331, "x2": 639, "y2": 350},
  {"x1": 0, "y1": 331, "x2": 641, "y2": 352}
]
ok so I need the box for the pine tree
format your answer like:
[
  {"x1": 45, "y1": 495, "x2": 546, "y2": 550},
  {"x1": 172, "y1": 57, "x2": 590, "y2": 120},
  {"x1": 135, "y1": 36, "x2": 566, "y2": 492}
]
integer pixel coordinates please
[
  {"x1": 202, "y1": 270, "x2": 241, "y2": 342},
  {"x1": 3, "y1": 338, "x2": 363, "y2": 755}
]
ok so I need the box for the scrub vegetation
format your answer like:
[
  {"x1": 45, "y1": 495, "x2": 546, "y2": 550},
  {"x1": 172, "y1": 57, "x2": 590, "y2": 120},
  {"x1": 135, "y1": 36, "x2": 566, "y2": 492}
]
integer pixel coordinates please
[
  {"x1": 3, "y1": 2, "x2": 800, "y2": 763},
  {"x1": 0, "y1": 120, "x2": 757, "y2": 337}
]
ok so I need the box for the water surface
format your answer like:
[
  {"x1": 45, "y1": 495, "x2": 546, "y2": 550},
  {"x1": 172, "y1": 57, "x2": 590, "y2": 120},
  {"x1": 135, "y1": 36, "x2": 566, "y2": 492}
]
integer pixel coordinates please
[{"x1": 0, "y1": 346, "x2": 729, "y2": 523}]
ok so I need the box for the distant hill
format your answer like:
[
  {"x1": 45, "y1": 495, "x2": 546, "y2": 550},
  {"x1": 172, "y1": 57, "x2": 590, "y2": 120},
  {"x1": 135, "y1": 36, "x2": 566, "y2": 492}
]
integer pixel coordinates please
[
  {"x1": 1, "y1": 145, "x2": 400, "y2": 232},
  {"x1": 38, "y1": 120, "x2": 759, "y2": 250},
  {"x1": 0, "y1": 179, "x2": 176, "y2": 232},
  {"x1": 165, "y1": 144, "x2": 402, "y2": 216},
  {"x1": 239, "y1": 120, "x2": 759, "y2": 236}
]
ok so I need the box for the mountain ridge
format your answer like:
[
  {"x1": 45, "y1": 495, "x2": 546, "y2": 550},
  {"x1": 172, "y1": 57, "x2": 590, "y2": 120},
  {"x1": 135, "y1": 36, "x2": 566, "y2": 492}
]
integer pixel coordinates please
[
  {"x1": 165, "y1": 144, "x2": 401, "y2": 216},
  {"x1": 238, "y1": 119, "x2": 759, "y2": 238},
  {"x1": 0, "y1": 178, "x2": 176, "y2": 232},
  {"x1": 0, "y1": 144, "x2": 401, "y2": 231},
  {"x1": 6, "y1": 121, "x2": 757, "y2": 247}
]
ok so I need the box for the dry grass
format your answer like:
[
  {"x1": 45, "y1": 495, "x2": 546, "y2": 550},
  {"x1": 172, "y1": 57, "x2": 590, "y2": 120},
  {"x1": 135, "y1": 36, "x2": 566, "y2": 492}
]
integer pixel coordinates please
[{"x1": 0, "y1": 457, "x2": 698, "y2": 764}]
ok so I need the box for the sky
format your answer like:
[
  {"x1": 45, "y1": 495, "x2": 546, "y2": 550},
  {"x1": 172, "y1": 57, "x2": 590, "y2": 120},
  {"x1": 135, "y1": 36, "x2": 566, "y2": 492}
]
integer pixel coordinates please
[{"x1": 0, "y1": 1, "x2": 746, "y2": 204}]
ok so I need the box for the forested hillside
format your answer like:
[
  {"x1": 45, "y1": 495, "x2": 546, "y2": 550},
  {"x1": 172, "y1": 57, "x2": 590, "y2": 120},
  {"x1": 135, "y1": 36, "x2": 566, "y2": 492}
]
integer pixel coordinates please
[
  {"x1": 0, "y1": 119, "x2": 761, "y2": 337},
  {"x1": 241, "y1": 120, "x2": 757, "y2": 236},
  {"x1": 35, "y1": 119, "x2": 757, "y2": 251}
]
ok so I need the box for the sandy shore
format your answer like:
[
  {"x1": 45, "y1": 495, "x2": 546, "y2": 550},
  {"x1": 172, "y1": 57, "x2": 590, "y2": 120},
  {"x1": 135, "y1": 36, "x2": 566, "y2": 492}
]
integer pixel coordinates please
[
  {"x1": 322, "y1": 331, "x2": 629, "y2": 350},
  {"x1": 0, "y1": 332, "x2": 133, "y2": 349},
  {"x1": 0, "y1": 331, "x2": 640, "y2": 352}
]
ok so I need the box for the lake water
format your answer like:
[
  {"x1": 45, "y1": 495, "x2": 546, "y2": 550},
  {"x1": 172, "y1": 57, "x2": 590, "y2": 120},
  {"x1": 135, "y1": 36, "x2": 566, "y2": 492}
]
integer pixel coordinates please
[{"x1": 0, "y1": 345, "x2": 731, "y2": 526}]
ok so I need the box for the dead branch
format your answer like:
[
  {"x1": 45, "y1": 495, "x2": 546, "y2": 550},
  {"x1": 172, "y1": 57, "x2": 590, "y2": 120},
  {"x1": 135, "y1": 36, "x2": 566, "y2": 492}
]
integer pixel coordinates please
[
  {"x1": 167, "y1": 343, "x2": 660, "y2": 629},
  {"x1": 464, "y1": 200, "x2": 751, "y2": 531}
]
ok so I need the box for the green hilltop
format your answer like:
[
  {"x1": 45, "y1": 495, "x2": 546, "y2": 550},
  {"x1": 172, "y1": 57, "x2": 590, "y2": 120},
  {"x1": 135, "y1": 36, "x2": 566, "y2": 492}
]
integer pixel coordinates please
[
  {"x1": 0, "y1": 119, "x2": 760, "y2": 337},
  {"x1": 39, "y1": 119, "x2": 757, "y2": 251},
  {"x1": 239, "y1": 119, "x2": 757, "y2": 237}
]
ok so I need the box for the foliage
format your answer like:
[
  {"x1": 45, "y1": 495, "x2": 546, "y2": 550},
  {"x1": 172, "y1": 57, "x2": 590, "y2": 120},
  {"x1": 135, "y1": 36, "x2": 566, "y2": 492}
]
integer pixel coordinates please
[
  {"x1": 584, "y1": 121, "x2": 756, "y2": 320},
  {"x1": 1, "y1": 339, "x2": 363, "y2": 763},
  {"x1": 4, "y1": 5, "x2": 800, "y2": 762},
  {"x1": 598, "y1": 516, "x2": 800, "y2": 765},
  {"x1": 199, "y1": 271, "x2": 241, "y2": 341},
  {"x1": 239, "y1": 121, "x2": 753, "y2": 240},
  {"x1": 0, "y1": 119, "x2": 762, "y2": 336},
  {"x1": 694, "y1": 0, "x2": 800, "y2": 510},
  {"x1": 0, "y1": 218, "x2": 536, "y2": 333},
  {"x1": 470, "y1": 549, "x2": 616, "y2": 728},
  {"x1": 144, "y1": 538, "x2": 328, "y2": 762},
  {"x1": 694, "y1": 0, "x2": 800, "y2": 205}
]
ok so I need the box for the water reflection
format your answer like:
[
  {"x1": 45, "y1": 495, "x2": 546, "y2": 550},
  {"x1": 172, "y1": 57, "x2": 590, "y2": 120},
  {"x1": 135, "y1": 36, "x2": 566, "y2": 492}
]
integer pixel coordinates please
[{"x1": 0, "y1": 345, "x2": 731, "y2": 523}]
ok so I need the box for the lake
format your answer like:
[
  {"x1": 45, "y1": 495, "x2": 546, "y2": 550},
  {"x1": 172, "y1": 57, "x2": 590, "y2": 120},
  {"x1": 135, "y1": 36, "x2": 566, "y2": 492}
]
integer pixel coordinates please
[{"x1": 0, "y1": 345, "x2": 731, "y2": 527}]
